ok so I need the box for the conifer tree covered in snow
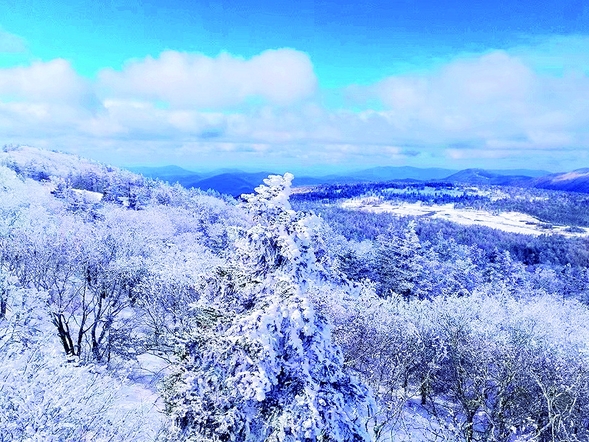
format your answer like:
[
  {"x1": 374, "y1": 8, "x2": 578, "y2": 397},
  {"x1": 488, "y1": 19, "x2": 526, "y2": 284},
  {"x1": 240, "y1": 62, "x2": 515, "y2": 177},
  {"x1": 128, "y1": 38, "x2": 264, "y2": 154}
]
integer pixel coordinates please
[
  {"x1": 164, "y1": 173, "x2": 373, "y2": 441},
  {"x1": 374, "y1": 221, "x2": 423, "y2": 299}
]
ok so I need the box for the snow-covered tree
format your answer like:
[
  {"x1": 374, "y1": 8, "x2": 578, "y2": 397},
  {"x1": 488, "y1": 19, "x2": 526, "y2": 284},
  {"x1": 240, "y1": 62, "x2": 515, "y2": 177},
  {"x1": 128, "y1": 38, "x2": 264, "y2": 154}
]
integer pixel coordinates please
[
  {"x1": 374, "y1": 221, "x2": 423, "y2": 299},
  {"x1": 0, "y1": 268, "x2": 164, "y2": 441},
  {"x1": 164, "y1": 173, "x2": 373, "y2": 441}
]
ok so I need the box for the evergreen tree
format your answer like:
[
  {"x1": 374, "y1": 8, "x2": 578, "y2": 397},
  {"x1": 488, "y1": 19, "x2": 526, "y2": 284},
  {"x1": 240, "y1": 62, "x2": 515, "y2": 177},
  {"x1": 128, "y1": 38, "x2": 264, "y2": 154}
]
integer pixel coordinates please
[
  {"x1": 374, "y1": 221, "x2": 423, "y2": 299},
  {"x1": 165, "y1": 174, "x2": 373, "y2": 441}
]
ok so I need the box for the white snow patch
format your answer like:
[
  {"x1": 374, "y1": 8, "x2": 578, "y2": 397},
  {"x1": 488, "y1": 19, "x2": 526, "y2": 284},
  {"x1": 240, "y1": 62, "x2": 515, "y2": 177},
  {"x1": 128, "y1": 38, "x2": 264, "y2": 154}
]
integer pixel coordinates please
[
  {"x1": 553, "y1": 170, "x2": 589, "y2": 181},
  {"x1": 71, "y1": 188, "x2": 104, "y2": 202},
  {"x1": 341, "y1": 199, "x2": 589, "y2": 237}
]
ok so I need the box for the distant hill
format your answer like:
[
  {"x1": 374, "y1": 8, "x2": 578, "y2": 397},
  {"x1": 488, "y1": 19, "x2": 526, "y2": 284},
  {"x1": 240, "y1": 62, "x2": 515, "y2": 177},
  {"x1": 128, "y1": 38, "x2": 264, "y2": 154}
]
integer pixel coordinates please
[
  {"x1": 489, "y1": 169, "x2": 551, "y2": 178},
  {"x1": 128, "y1": 165, "x2": 200, "y2": 182},
  {"x1": 129, "y1": 166, "x2": 279, "y2": 196},
  {"x1": 10, "y1": 145, "x2": 587, "y2": 200},
  {"x1": 190, "y1": 174, "x2": 255, "y2": 196},
  {"x1": 181, "y1": 171, "x2": 276, "y2": 196},
  {"x1": 444, "y1": 169, "x2": 536, "y2": 186},
  {"x1": 532, "y1": 169, "x2": 589, "y2": 193},
  {"x1": 194, "y1": 167, "x2": 460, "y2": 193},
  {"x1": 335, "y1": 166, "x2": 458, "y2": 182},
  {"x1": 443, "y1": 168, "x2": 589, "y2": 194},
  {"x1": 291, "y1": 176, "x2": 332, "y2": 186},
  {"x1": 294, "y1": 166, "x2": 459, "y2": 186}
]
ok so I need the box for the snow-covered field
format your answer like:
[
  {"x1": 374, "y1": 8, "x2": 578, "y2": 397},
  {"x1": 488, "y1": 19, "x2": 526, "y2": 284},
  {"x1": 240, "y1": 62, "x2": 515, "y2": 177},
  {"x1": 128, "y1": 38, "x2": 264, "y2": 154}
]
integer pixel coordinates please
[{"x1": 341, "y1": 198, "x2": 589, "y2": 237}]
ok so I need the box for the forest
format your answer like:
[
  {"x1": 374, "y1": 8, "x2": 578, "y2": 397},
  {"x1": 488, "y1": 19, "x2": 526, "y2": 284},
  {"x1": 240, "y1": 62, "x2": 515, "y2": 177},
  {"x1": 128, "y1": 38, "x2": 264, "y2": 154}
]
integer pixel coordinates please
[{"x1": 2, "y1": 145, "x2": 589, "y2": 441}]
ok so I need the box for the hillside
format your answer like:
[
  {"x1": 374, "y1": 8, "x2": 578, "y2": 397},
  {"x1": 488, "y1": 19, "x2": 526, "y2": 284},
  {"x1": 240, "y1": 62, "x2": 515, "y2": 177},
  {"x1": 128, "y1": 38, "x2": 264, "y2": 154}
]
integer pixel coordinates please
[
  {"x1": 2, "y1": 146, "x2": 589, "y2": 441},
  {"x1": 444, "y1": 168, "x2": 589, "y2": 194},
  {"x1": 532, "y1": 168, "x2": 589, "y2": 193},
  {"x1": 444, "y1": 168, "x2": 536, "y2": 186}
]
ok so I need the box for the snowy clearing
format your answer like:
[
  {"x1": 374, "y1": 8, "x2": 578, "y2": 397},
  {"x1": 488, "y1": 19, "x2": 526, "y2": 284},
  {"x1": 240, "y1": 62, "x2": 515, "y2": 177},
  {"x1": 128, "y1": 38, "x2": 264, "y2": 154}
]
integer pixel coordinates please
[
  {"x1": 71, "y1": 188, "x2": 104, "y2": 202},
  {"x1": 341, "y1": 198, "x2": 589, "y2": 237}
]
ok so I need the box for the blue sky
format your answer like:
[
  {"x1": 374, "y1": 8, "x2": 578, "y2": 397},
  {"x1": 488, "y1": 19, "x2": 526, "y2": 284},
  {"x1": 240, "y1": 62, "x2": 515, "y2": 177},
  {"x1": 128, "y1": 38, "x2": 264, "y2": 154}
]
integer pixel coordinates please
[{"x1": 1, "y1": 0, "x2": 588, "y2": 173}]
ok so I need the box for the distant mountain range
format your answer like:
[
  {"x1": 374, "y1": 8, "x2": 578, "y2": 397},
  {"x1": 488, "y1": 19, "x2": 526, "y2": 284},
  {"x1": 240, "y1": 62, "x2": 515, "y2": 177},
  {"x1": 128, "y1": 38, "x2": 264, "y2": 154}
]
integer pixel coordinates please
[
  {"x1": 181, "y1": 172, "x2": 277, "y2": 196},
  {"x1": 128, "y1": 165, "x2": 464, "y2": 195},
  {"x1": 129, "y1": 165, "x2": 589, "y2": 196},
  {"x1": 128, "y1": 166, "x2": 280, "y2": 196},
  {"x1": 444, "y1": 168, "x2": 589, "y2": 194},
  {"x1": 130, "y1": 165, "x2": 199, "y2": 181}
]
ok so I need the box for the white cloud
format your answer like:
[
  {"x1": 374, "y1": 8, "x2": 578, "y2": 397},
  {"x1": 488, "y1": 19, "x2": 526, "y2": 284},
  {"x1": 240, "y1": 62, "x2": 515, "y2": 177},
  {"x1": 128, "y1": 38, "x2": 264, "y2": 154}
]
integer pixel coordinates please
[
  {"x1": 0, "y1": 60, "x2": 99, "y2": 140},
  {"x1": 97, "y1": 49, "x2": 317, "y2": 108},
  {"x1": 373, "y1": 51, "x2": 536, "y2": 134},
  {"x1": 2, "y1": 40, "x2": 589, "y2": 172},
  {"x1": 364, "y1": 49, "x2": 589, "y2": 155},
  {"x1": 84, "y1": 99, "x2": 228, "y2": 138},
  {"x1": 0, "y1": 59, "x2": 93, "y2": 105}
]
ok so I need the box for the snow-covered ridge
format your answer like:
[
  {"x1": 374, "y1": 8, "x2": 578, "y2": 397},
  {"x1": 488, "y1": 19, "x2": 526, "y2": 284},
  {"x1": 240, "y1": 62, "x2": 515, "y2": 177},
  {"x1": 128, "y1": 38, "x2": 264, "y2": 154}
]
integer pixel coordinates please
[
  {"x1": 0, "y1": 145, "x2": 108, "y2": 178},
  {"x1": 553, "y1": 170, "x2": 589, "y2": 182},
  {"x1": 341, "y1": 198, "x2": 589, "y2": 237}
]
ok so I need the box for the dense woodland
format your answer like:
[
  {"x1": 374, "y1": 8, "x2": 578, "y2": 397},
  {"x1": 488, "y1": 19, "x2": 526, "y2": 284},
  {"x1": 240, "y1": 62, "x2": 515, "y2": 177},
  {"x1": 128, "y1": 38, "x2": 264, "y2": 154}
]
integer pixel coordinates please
[{"x1": 2, "y1": 145, "x2": 589, "y2": 441}]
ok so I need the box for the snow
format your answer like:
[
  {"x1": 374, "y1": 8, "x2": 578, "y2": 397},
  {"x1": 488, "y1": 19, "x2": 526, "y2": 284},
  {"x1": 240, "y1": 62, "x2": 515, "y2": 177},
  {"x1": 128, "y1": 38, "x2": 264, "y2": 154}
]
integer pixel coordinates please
[
  {"x1": 71, "y1": 188, "x2": 104, "y2": 202},
  {"x1": 0, "y1": 145, "x2": 106, "y2": 178},
  {"x1": 341, "y1": 199, "x2": 589, "y2": 237},
  {"x1": 553, "y1": 170, "x2": 589, "y2": 181}
]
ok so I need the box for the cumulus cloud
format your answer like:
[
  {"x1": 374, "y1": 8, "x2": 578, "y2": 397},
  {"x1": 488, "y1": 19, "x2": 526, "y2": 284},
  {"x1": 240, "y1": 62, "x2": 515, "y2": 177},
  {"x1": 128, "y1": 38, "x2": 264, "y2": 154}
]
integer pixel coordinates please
[
  {"x1": 84, "y1": 99, "x2": 228, "y2": 138},
  {"x1": 0, "y1": 59, "x2": 101, "y2": 140},
  {"x1": 97, "y1": 49, "x2": 317, "y2": 108},
  {"x1": 0, "y1": 59, "x2": 95, "y2": 105},
  {"x1": 3, "y1": 41, "x2": 589, "y2": 171},
  {"x1": 359, "y1": 49, "x2": 589, "y2": 160}
]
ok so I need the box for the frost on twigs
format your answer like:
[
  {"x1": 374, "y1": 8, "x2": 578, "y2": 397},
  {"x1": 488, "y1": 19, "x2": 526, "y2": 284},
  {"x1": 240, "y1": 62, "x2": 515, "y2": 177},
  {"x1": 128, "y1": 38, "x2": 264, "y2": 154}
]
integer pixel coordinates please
[{"x1": 0, "y1": 285, "x2": 162, "y2": 441}]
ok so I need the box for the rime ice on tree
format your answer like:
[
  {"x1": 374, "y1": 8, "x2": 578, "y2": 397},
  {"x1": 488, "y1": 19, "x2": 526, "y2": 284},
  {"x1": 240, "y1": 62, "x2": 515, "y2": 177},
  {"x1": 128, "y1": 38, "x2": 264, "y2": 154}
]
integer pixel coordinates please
[{"x1": 166, "y1": 173, "x2": 373, "y2": 441}]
